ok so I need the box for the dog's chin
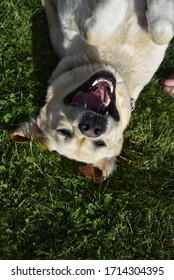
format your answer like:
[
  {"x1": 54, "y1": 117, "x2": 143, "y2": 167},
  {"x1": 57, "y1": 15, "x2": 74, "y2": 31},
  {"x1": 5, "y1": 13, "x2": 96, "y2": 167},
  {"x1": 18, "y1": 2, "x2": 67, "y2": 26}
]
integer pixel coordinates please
[{"x1": 63, "y1": 70, "x2": 120, "y2": 122}]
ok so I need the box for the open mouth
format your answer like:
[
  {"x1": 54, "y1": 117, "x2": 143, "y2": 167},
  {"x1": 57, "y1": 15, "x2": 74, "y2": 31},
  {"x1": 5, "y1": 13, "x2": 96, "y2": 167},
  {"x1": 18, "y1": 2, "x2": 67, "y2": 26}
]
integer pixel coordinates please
[{"x1": 64, "y1": 70, "x2": 120, "y2": 121}]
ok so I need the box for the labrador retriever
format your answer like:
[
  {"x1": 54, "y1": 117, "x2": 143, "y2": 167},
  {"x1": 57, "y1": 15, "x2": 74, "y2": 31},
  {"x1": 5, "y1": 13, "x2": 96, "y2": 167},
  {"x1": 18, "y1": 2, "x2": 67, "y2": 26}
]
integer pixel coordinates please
[{"x1": 12, "y1": 0, "x2": 174, "y2": 182}]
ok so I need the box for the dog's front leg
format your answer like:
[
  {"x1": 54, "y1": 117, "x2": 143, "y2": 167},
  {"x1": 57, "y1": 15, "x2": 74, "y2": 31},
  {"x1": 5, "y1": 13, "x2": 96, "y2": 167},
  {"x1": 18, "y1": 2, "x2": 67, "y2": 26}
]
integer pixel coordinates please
[
  {"x1": 58, "y1": 0, "x2": 130, "y2": 46},
  {"x1": 82, "y1": 0, "x2": 130, "y2": 46},
  {"x1": 147, "y1": 0, "x2": 174, "y2": 45}
]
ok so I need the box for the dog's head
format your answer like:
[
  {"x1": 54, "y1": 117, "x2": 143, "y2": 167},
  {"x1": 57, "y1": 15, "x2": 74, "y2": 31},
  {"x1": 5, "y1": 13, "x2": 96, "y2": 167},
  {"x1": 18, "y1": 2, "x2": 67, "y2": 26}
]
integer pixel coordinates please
[{"x1": 12, "y1": 65, "x2": 131, "y2": 182}]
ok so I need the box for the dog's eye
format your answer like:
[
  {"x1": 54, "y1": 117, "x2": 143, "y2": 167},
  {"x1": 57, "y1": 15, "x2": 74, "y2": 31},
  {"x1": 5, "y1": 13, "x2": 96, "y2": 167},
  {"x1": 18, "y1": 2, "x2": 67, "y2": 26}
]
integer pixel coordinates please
[
  {"x1": 57, "y1": 129, "x2": 72, "y2": 137},
  {"x1": 94, "y1": 140, "x2": 106, "y2": 147}
]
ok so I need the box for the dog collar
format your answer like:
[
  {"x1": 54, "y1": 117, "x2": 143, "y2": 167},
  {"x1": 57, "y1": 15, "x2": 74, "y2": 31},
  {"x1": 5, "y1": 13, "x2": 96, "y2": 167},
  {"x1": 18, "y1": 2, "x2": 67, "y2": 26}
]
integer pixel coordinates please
[{"x1": 130, "y1": 98, "x2": 136, "y2": 111}]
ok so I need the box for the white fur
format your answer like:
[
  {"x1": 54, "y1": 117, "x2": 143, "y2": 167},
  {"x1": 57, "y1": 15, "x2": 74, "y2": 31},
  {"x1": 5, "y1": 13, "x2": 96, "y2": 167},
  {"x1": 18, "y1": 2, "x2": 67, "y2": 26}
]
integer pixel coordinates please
[
  {"x1": 42, "y1": 0, "x2": 174, "y2": 101},
  {"x1": 13, "y1": 0, "x2": 174, "y2": 181},
  {"x1": 147, "y1": 0, "x2": 174, "y2": 45}
]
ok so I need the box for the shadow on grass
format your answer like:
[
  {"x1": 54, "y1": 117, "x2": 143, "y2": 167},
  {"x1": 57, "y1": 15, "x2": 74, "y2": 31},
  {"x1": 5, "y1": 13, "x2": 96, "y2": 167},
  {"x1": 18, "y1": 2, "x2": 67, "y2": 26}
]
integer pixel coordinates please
[{"x1": 31, "y1": 8, "x2": 58, "y2": 108}]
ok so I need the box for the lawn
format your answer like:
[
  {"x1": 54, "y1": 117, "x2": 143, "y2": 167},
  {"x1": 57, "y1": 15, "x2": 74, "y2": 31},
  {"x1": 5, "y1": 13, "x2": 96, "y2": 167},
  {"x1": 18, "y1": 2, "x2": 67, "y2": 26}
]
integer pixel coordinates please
[{"x1": 0, "y1": 0, "x2": 174, "y2": 260}]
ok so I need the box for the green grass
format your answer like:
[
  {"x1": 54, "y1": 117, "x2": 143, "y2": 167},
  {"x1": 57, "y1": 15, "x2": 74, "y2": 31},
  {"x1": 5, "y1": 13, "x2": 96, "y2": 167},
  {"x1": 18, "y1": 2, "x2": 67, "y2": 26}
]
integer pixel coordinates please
[{"x1": 0, "y1": 0, "x2": 174, "y2": 260}]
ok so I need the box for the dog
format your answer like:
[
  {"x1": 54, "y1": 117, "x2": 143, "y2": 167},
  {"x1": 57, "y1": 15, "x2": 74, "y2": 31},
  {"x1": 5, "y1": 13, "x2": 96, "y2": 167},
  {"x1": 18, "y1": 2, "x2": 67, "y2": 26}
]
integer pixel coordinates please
[{"x1": 12, "y1": 0, "x2": 174, "y2": 182}]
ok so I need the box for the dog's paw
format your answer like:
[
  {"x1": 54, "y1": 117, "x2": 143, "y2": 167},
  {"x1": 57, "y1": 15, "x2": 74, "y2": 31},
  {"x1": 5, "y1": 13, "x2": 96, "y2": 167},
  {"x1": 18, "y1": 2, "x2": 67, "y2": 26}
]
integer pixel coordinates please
[
  {"x1": 82, "y1": 18, "x2": 108, "y2": 46},
  {"x1": 146, "y1": 0, "x2": 174, "y2": 45},
  {"x1": 147, "y1": 16, "x2": 174, "y2": 45}
]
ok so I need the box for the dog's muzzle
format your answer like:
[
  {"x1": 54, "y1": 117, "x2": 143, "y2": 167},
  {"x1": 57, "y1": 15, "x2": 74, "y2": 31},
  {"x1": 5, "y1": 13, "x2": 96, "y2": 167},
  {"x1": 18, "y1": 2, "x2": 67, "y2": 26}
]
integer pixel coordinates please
[{"x1": 63, "y1": 70, "x2": 120, "y2": 137}]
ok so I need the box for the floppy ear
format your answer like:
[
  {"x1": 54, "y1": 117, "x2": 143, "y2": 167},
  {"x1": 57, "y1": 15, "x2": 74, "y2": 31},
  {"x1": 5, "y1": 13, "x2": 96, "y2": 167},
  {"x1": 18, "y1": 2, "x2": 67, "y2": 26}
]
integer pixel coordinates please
[
  {"x1": 79, "y1": 157, "x2": 116, "y2": 183},
  {"x1": 79, "y1": 164, "x2": 105, "y2": 184},
  {"x1": 12, "y1": 118, "x2": 46, "y2": 144}
]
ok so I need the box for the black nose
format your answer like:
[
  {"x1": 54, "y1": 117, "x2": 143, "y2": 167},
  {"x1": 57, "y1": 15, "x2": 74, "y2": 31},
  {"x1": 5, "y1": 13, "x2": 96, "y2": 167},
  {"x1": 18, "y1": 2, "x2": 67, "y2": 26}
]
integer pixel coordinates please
[{"x1": 78, "y1": 114, "x2": 107, "y2": 138}]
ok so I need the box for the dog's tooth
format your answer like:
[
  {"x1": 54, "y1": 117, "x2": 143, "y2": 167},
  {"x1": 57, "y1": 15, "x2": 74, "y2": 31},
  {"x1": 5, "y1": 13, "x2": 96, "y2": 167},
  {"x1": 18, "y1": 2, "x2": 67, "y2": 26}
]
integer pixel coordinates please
[
  {"x1": 92, "y1": 80, "x2": 98, "y2": 87},
  {"x1": 105, "y1": 111, "x2": 109, "y2": 115},
  {"x1": 110, "y1": 85, "x2": 114, "y2": 93},
  {"x1": 104, "y1": 99, "x2": 110, "y2": 106},
  {"x1": 84, "y1": 103, "x2": 87, "y2": 109},
  {"x1": 98, "y1": 78, "x2": 104, "y2": 83},
  {"x1": 92, "y1": 78, "x2": 114, "y2": 92}
]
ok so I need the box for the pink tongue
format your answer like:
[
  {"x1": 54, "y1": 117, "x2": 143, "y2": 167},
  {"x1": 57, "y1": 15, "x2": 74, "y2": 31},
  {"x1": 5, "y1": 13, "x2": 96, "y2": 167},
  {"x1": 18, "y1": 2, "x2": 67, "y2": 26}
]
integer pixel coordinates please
[{"x1": 71, "y1": 90, "x2": 104, "y2": 112}]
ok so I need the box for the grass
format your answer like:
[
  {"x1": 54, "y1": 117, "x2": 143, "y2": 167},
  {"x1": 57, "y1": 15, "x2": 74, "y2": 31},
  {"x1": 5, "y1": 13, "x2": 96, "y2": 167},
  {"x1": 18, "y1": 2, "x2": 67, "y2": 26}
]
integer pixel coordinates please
[{"x1": 0, "y1": 0, "x2": 174, "y2": 260}]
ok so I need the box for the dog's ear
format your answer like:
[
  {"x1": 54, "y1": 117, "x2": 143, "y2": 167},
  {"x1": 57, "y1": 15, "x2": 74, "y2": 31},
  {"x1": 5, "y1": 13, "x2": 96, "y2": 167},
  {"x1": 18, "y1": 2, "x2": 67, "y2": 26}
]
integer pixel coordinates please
[
  {"x1": 79, "y1": 157, "x2": 116, "y2": 183},
  {"x1": 12, "y1": 118, "x2": 46, "y2": 144},
  {"x1": 79, "y1": 164, "x2": 105, "y2": 184}
]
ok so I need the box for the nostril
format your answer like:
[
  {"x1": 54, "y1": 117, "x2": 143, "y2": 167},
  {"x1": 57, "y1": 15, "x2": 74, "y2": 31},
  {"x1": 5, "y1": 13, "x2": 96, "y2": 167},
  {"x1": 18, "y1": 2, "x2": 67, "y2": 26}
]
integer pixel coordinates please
[
  {"x1": 79, "y1": 123, "x2": 90, "y2": 132},
  {"x1": 94, "y1": 127, "x2": 102, "y2": 136}
]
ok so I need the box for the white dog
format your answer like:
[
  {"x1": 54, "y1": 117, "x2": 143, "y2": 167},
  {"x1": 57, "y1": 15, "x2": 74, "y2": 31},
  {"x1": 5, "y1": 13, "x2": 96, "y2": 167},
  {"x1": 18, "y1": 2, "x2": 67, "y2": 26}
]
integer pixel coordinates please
[{"x1": 13, "y1": 0, "x2": 174, "y2": 182}]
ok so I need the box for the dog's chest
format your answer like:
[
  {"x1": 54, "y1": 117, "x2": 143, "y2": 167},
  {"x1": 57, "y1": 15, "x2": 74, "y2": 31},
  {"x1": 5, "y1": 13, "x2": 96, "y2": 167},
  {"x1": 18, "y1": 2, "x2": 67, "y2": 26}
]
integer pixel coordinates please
[{"x1": 98, "y1": 13, "x2": 168, "y2": 88}]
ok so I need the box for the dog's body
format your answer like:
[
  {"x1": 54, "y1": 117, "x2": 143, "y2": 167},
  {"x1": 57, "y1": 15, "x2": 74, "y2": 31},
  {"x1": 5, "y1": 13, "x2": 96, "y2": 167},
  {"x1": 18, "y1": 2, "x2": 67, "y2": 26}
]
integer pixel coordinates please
[
  {"x1": 13, "y1": 0, "x2": 174, "y2": 182},
  {"x1": 45, "y1": 0, "x2": 168, "y2": 100}
]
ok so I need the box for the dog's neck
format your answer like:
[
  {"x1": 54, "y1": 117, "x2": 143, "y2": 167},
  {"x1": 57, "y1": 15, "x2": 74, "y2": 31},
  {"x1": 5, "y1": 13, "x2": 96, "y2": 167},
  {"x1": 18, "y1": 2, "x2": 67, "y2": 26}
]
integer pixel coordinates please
[
  {"x1": 49, "y1": 50, "x2": 136, "y2": 112},
  {"x1": 53, "y1": 49, "x2": 103, "y2": 77}
]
